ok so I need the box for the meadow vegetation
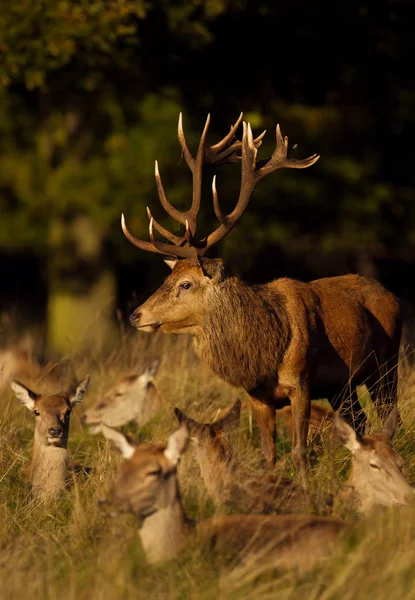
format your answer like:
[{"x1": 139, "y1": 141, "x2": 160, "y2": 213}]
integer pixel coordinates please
[{"x1": 1, "y1": 330, "x2": 415, "y2": 599}]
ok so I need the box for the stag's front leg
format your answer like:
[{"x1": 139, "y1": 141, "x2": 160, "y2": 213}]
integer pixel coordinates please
[
  {"x1": 250, "y1": 398, "x2": 276, "y2": 470},
  {"x1": 290, "y1": 385, "x2": 311, "y2": 473}
]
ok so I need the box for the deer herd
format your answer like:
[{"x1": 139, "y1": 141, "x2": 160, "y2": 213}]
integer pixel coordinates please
[{"x1": 4, "y1": 113, "x2": 413, "y2": 575}]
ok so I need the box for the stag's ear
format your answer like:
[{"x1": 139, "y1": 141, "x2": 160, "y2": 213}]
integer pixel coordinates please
[
  {"x1": 164, "y1": 259, "x2": 177, "y2": 270},
  {"x1": 10, "y1": 378, "x2": 39, "y2": 411},
  {"x1": 332, "y1": 412, "x2": 361, "y2": 452},
  {"x1": 90, "y1": 423, "x2": 135, "y2": 459},
  {"x1": 201, "y1": 259, "x2": 227, "y2": 284},
  {"x1": 68, "y1": 375, "x2": 90, "y2": 406},
  {"x1": 164, "y1": 423, "x2": 190, "y2": 465},
  {"x1": 382, "y1": 406, "x2": 400, "y2": 441},
  {"x1": 212, "y1": 399, "x2": 242, "y2": 434}
]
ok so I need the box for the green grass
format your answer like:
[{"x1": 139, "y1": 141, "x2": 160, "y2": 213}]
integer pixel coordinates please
[{"x1": 1, "y1": 331, "x2": 415, "y2": 599}]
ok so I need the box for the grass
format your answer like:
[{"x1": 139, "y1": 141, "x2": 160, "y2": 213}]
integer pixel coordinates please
[{"x1": 1, "y1": 330, "x2": 415, "y2": 599}]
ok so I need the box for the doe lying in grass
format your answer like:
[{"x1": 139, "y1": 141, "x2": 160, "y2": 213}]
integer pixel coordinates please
[
  {"x1": 92, "y1": 422, "x2": 346, "y2": 572},
  {"x1": 332, "y1": 407, "x2": 414, "y2": 514},
  {"x1": 81, "y1": 359, "x2": 163, "y2": 427},
  {"x1": 11, "y1": 376, "x2": 90, "y2": 503},
  {"x1": 175, "y1": 402, "x2": 413, "y2": 515},
  {"x1": 174, "y1": 400, "x2": 306, "y2": 514}
]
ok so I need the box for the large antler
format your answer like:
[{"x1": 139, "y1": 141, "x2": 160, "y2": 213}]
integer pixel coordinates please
[{"x1": 121, "y1": 114, "x2": 319, "y2": 259}]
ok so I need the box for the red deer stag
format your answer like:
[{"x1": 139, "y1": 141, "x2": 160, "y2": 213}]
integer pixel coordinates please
[{"x1": 121, "y1": 113, "x2": 402, "y2": 470}]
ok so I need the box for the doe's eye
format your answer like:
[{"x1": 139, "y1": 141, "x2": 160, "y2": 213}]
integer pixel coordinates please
[
  {"x1": 180, "y1": 281, "x2": 192, "y2": 290},
  {"x1": 369, "y1": 463, "x2": 380, "y2": 470},
  {"x1": 33, "y1": 410, "x2": 40, "y2": 417}
]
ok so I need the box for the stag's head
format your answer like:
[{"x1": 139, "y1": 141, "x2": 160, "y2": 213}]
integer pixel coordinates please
[
  {"x1": 81, "y1": 359, "x2": 162, "y2": 427},
  {"x1": 11, "y1": 376, "x2": 90, "y2": 448},
  {"x1": 91, "y1": 423, "x2": 189, "y2": 519},
  {"x1": 332, "y1": 408, "x2": 414, "y2": 513},
  {"x1": 122, "y1": 113, "x2": 319, "y2": 334}
]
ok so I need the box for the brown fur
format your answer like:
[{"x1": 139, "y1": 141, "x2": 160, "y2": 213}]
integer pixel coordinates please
[
  {"x1": 132, "y1": 258, "x2": 401, "y2": 469},
  {"x1": 11, "y1": 377, "x2": 89, "y2": 502},
  {"x1": 98, "y1": 423, "x2": 347, "y2": 570},
  {"x1": 332, "y1": 410, "x2": 413, "y2": 514}
]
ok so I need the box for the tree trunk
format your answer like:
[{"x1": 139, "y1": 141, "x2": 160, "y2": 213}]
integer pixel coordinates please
[{"x1": 47, "y1": 215, "x2": 116, "y2": 356}]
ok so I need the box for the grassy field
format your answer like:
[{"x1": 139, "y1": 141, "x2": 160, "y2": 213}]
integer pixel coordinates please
[{"x1": 1, "y1": 330, "x2": 415, "y2": 599}]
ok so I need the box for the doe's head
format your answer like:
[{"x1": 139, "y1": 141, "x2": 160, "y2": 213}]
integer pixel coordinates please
[
  {"x1": 91, "y1": 422, "x2": 189, "y2": 520},
  {"x1": 332, "y1": 407, "x2": 413, "y2": 513},
  {"x1": 11, "y1": 376, "x2": 90, "y2": 448},
  {"x1": 81, "y1": 359, "x2": 162, "y2": 428}
]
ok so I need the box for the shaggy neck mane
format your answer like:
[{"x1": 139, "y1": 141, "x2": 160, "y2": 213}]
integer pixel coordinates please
[{"x1": 194, "y1": 276, "x2": 291, "y2": 391}]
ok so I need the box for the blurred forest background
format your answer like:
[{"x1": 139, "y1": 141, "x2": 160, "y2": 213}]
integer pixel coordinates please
[{"x1": 0, "y1": 0, "x2": 414, "y2": 355}]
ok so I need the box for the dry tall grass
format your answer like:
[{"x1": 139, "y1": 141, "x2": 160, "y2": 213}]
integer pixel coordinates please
[{"x1": 1, "y1": 330, "x2": 415, "y2": 599}]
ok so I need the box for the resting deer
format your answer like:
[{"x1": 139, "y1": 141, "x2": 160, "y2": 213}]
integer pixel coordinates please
[
  {"x1": 174, "y1": 402, "x2": 413, "y2": 515},
  {"x1": 332, "y1": 406, "x2": 413, "y2": 514},
  {"x1": 91, "y1": 422, "x2": 346, "y2": 572},
  {"x1": 81, "y1": 359, "x2": 163, "y2": 427},
  {"x1": 121, "y1": 113, "x2": 402, "y2": 470},
  {"x1": 174, "y1": 400, "x2": 307, "y2": 514},
  {"x1": 11, "y1": 376, "x2": 90, "y2": 502}
]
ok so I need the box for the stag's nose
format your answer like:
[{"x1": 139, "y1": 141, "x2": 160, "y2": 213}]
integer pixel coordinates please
[
  {"x1": 80, "y1": 414, "x2": 87, "y2": 425},
  {"x1": 48, "y1": 427, "x2": 63, "y2": 438},
  {"x1": 129, "y1": 311, "x2": 142, "y2": 327}
]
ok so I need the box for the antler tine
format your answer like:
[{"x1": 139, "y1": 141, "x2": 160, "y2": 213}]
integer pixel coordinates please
[
  {"x1": 206, "y1": 117, "x2": 266, "y2": 167},
  {"x1": 212, "y1": 175, "x2": 225, "y2": 223},
  {"x1": 202, "y1": 122, "x2": 259, "y2": 253},
  {"x1": 256, "y1": 124, "x2": 320, "y2": 180},
  {"x1": 186, "y1": 114, "x2": 211, "y2": 232},
  {"x1": 121, "y1": 214, "x2": 166, "y2": 256},
  {"x1": 178, "y1": 112, "x2": 195, "y2": 169},
  {"x1": 154, "y1": 160, "x2": 188, "y2": 225},
  {"x1": 209, "y1": 113, "x2": 244, "y2": 152},
  {"x1": 121, "y1": 214, "x2": 192, "y2": 259},
  {"x1": 148, "y1": 218, "x2": 196, "y2": 259},
  {"x1": 146, "y1": 207, "x2": 184, "y2": 246}
]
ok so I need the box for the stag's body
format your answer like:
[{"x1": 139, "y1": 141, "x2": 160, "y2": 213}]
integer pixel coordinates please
[
  {"x1": 122, "y1": 112, "x2": 401, "y2": 469},
  {"x1": 140, "y1": 259, "x2": 401, "y2": 468},
  {"x1": 11, "y1": 377, "x2": 90, "y2": 503},
  {"x1": 93, "y1": 423, "x2": 346, "y2": 571}
]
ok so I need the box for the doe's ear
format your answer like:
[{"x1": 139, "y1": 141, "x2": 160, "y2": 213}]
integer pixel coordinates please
[
  {"x1": 69, "y1": 375, "x2": 90, "y2": 406},
  {"x1": 90, "y1": 423, "x2": 135, "y2": 459},
  {"x1": 332, "y1": 412, "x2": 362, "y2": 453},
  {"x1": 10, "y1": 378, "x2": 38, "y2": 411},
  {"x1": 173, "y1": 408, "x2": 200, "y2": 436},
  {"x1": 164, "y1": 423, "x2": 190, "y2": 465},
  {"x1": 382, "y1": 406, "x2": 400, "y2": 441},
  {"x1": 212, "y1": 399, "x2": 242, "y2": 434},
  {"x1": 146, "y1": 358, "x2": 160, "y2": 379}
]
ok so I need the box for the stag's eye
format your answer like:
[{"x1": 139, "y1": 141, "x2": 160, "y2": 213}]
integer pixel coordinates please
[
  {"x1": 180, "y1": 281, "x2": 192, "y2": 290},
  {"x1": 97, "y1": 403, "x2": 107, "y2": 410},
  {"x1": 33, "y1": 409, "x2": 40, "y2": 417},
  {"x1": 370, "y1": 463, "x2": 380, "y2": 470}
]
